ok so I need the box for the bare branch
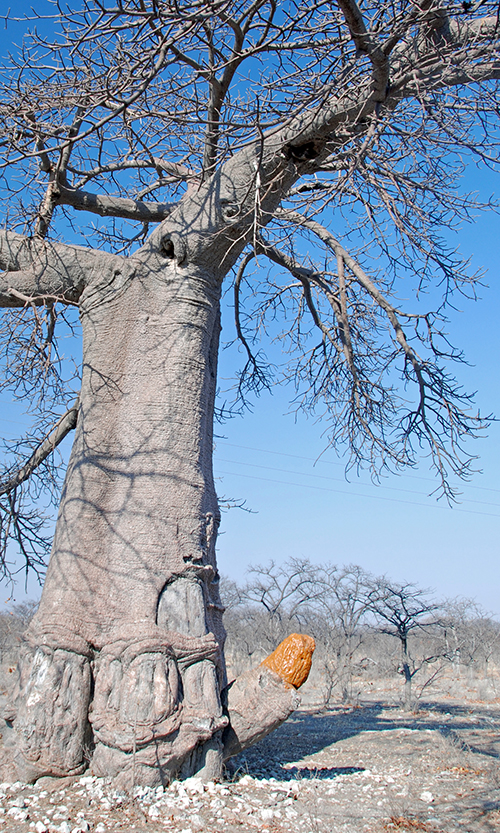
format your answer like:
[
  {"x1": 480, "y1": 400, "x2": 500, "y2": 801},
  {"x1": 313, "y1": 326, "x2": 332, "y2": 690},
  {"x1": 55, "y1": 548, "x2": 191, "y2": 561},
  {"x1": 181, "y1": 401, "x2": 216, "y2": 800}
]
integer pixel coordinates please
[
  {"x1": 0, "y1": 231, "x2": 123, "y2": 307},
  {"x1": 0, "y1": 400, "x2": 79, "y2": 498},
  {"x1": 233, "y1": 251, "x2": 273, "y2": 399},
  {"x1": 337, "y1": 0, "x2": 390, "y2": 102},
  {"x1": 57, "y1": 185, "x2": 175, "y2": 222}
]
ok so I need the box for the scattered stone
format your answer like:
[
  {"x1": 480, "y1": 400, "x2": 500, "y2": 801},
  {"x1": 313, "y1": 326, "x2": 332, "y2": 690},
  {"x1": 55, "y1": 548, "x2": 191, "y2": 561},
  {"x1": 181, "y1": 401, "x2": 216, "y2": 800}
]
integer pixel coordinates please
[
  {"x1": 0, "y1": 695, "x2": 498, "y2": 832},
  {"x1": 420, "y1": 791, "x2": 435, "y2": 803}
]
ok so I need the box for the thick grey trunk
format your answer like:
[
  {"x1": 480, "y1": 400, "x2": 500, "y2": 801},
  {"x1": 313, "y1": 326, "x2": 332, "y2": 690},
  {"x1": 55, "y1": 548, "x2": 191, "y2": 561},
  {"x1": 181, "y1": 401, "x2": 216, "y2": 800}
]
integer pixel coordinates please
[
  {"x1": 8, "y1": 258, "x2": 228, "y2": 787},
  {"x1": 1, "y1": 231, "x2": 315, "y2": 787}
]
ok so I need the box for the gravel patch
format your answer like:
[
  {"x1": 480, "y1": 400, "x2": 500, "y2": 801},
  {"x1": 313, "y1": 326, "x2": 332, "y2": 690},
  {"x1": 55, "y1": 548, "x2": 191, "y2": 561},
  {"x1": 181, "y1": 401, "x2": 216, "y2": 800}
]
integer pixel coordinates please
[{"x1": 0, "y1": 698, "x2": 499, "y2": 832}]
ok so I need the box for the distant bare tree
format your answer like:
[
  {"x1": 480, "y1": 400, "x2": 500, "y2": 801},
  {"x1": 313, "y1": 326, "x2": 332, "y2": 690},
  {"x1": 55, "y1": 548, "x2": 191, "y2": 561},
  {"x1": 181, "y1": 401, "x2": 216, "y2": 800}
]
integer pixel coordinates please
[
  {"x1": 238, "y1": 558, "x2": 322, "y2": 650},
  {"x1": 441, "y1": 598, "x2": 500, "y2": 679},
  {"x1": 312, "y1": 564, "x2": 378, "y2": 704},
  {"x1": 219, "y1": 575, "x2": 265, "y2": 673},
  {"x1": 0, "y1": 600, "x2": 37, "y2": 666},
  {"x1": 368, "y1": 580, "x2": 443, "y2": 709}
]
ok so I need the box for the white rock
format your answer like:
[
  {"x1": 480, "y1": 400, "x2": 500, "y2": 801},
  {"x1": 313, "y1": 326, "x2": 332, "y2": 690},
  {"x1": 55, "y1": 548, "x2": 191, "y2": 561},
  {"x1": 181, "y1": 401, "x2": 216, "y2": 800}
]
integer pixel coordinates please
[
  {"x1": 183, "y1": 777, "x2": 205, "y2": 794},
  {"x1": 10, "y1": 810, "x2": 29, "y2": 821},
  {"x1": 35, "y1": 823, "x2": 48, "y2": 833},
  {"x1": 95, "y1": 824, "x2": 106, "y2": 833},
  {"x1": 260, "y1": 809, "x2": 274, "y2": 820},
  {"x1": 238, "y1": 775, "x2": 254, "y2": 787},
  {"x1": 59, "y1": 823, "x2": 71, "y2": 833},
  {"x1": 11, "y1": 795, "x2": 26, "y2": 808},
  {"x1": 420, "y1": 791, "x2": 434, "y2": 803}
]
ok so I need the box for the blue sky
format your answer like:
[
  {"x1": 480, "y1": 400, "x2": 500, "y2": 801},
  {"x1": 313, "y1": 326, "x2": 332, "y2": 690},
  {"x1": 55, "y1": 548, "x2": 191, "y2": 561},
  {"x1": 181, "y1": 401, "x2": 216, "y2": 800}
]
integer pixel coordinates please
[
  {"x1": 0, "y1": 5, "x2": 499, "y2": 613},
  {"x1": 212, "y1": 160, "x2": 500, "y2": 612}
]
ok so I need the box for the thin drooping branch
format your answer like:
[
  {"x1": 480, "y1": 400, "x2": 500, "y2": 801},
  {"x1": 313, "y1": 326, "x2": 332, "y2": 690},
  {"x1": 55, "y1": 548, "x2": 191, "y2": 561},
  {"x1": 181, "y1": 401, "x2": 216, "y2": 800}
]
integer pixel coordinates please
[
  {"x1": 254, "y1": 235, "x2": 342, "y2": 348},
  {"x1": 268, "y1": 209, "x2": 485, "y2": 496},
  {"x1": 0, "y1": 400, "x2": 79, "y2": 498},
  {"x1": 276, "y1": 209, "x2": 419, "y2": 327},
  {"x1": 233, "y1": 251, "x2": 272, "y2": 397},
  {"x1": 274, "y1": 209, "x2": 431, "y2": 376},
  {"x1": 336, "y1": 252, "x2": 357, "y2": 378}
]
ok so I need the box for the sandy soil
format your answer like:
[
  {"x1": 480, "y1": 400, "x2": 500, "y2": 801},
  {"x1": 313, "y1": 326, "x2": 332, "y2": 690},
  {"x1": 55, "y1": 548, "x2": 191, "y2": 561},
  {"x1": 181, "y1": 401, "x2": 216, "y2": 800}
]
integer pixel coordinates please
[{"x1": 0, "y1": 685, "x2": 499, "y2": 833}]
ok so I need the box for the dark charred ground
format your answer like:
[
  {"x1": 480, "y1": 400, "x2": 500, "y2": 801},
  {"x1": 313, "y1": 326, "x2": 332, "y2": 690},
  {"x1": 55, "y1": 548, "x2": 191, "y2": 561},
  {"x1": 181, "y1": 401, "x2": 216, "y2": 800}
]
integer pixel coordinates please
[{"x1": 0, "y1": 684, "x2": 499, "y2": 833}]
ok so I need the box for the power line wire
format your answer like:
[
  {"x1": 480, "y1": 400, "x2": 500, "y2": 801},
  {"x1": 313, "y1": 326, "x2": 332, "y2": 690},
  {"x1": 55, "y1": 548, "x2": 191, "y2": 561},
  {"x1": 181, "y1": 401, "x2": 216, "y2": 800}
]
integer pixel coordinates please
[
  {"x1": 216, "y1": 440, "x2": 500, "y2": 496},
  {"x1": 216, "y1": 457, "x2": 500, "y2": 509},
  {"x1": 216, "y1": 469, "x2": 500, "y2": 519}
]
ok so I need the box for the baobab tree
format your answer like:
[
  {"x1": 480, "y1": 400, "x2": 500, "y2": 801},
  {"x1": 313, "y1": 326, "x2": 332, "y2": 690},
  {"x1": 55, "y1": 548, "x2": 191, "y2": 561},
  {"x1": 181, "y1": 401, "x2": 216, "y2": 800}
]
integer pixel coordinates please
[{"x1": 0, "y1": 0, "x2": 498, "y2": 785}]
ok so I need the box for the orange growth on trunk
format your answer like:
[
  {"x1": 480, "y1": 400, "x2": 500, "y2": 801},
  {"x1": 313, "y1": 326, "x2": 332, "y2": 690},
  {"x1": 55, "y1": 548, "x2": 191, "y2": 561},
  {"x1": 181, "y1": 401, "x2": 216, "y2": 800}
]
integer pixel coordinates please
[{"x1": 261, "y1": 633, "x2": 315, "y2": 689}]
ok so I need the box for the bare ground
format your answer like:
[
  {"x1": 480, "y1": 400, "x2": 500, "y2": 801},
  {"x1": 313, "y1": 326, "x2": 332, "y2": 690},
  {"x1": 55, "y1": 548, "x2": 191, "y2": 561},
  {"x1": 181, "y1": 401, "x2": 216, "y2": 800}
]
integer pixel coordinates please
[{"x1": 0, "y1": 680, "x2": 499, "y2": 833}]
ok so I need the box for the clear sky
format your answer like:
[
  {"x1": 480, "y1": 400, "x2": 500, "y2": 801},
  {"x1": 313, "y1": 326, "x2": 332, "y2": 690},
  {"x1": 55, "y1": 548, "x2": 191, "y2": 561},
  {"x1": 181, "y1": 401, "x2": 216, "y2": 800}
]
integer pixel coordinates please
[
  {"x1": 213, "y1": 160, "x2": 500, "y2": 613},
  {"x1": 0, "y1": 5, "x2": 498, "y2": 614}
]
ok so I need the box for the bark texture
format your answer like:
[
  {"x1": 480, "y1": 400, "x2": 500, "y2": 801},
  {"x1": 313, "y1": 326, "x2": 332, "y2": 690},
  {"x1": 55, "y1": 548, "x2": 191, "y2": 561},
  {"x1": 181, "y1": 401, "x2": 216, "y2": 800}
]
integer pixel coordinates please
[
  {"x1": 4, "y1": 250, "x2": 230, "y2": 787},
  {"x1": 222, "y1": 634, "x2": 316, "y2": 761},
  {"x1": 2, "y1": 223, "x2": 315, "y2": 785}
]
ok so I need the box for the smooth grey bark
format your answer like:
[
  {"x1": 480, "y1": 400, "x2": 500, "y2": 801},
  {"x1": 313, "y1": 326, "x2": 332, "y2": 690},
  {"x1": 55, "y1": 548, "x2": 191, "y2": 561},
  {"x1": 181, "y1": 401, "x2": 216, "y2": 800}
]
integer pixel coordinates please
[
  {"x1": 0, "y1": 230, "x2": 100, "y2": 306},
  {"x1": 6, "y1": 247, "x2": 230, "y2": 787}
]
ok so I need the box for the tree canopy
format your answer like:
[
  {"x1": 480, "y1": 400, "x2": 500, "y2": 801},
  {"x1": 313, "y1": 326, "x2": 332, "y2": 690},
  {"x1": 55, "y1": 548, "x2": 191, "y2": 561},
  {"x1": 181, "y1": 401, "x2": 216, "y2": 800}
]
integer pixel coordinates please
[{"x1": 0, "y1": 0, "x2": 499, "y2": 581}]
